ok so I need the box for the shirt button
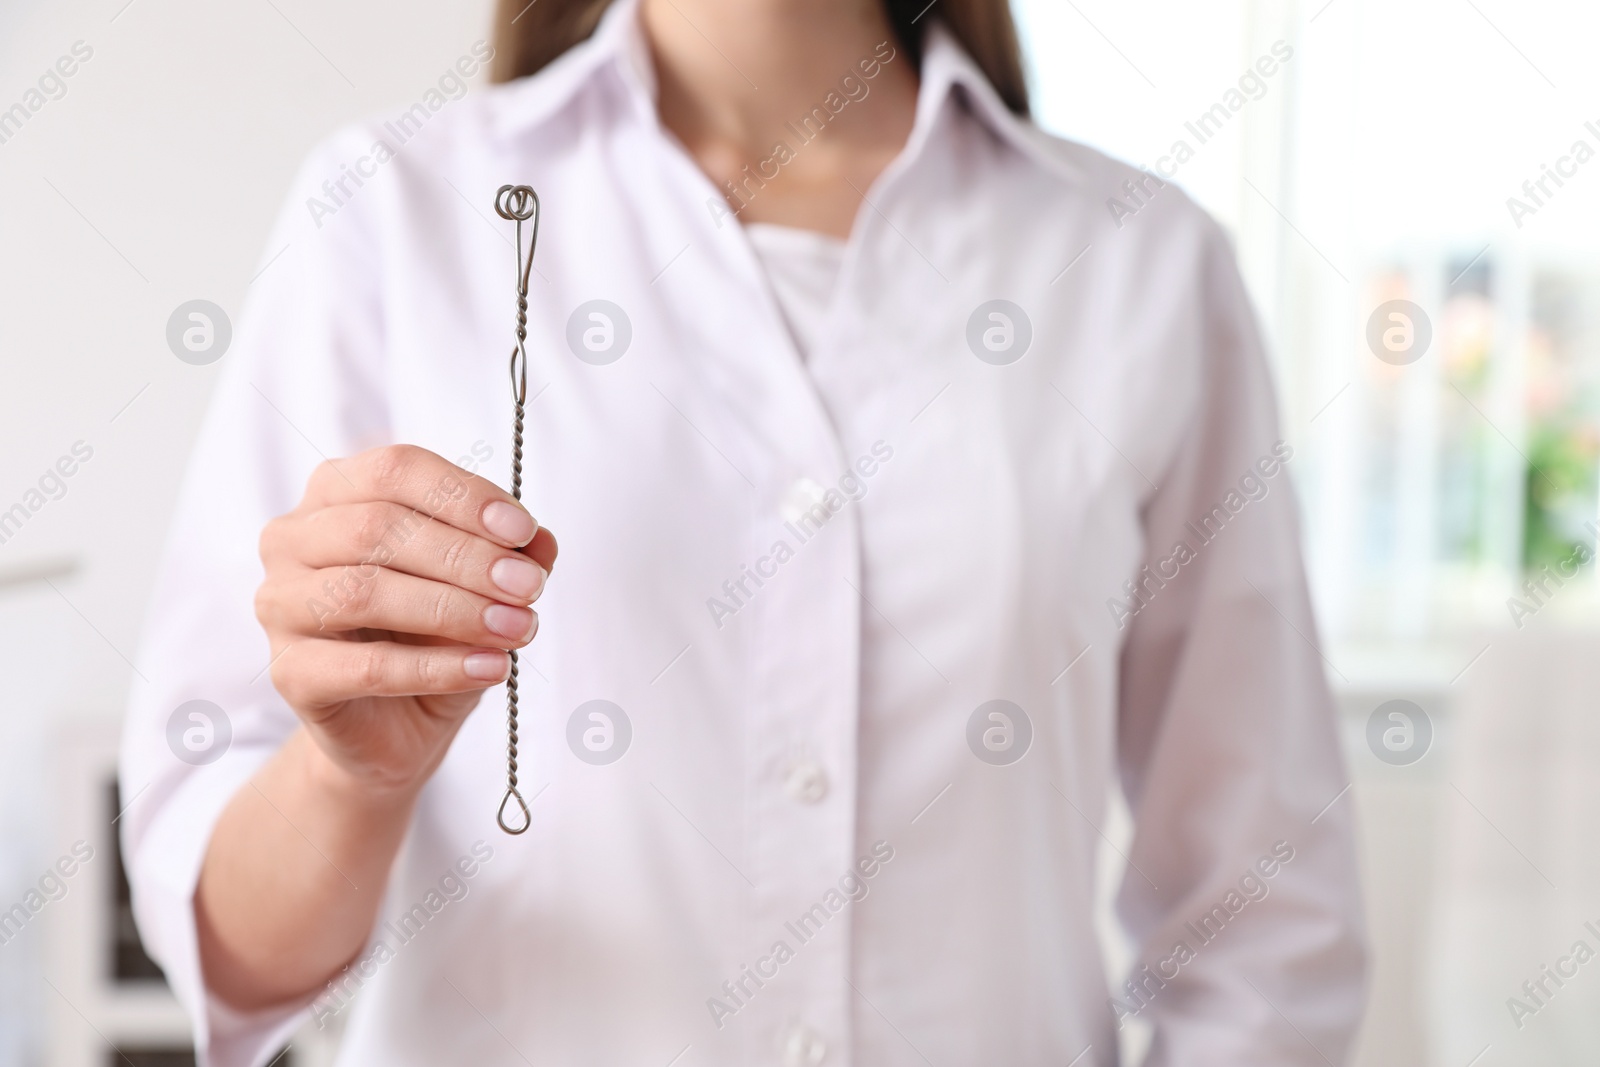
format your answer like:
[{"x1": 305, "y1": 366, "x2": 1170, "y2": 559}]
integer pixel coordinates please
[
  {"x1": 780, "y1": 477, "x2": 827, "y2": 525},
  {"x1": 777, "y1": 1022, "x2": 827, "y2": 1066},
  {"x1": 784, "y1": 761, "x2": 829, "y2": 804}
]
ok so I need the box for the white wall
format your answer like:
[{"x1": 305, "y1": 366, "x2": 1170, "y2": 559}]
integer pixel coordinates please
[{"x1": 0, "y1": 1, "x2": 491, "y2": 1062}]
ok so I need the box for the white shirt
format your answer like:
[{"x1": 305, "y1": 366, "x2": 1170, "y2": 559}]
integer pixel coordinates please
[
  {"x1": 744, "y1": 223, "x2": 848, "y2": 362},
  {"x1": 119, "y1": 2, "x2": 1367, "y2": 1065}
]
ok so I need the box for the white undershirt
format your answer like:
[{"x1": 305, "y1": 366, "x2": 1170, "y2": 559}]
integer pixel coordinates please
[{"x1": 743, "y1": 221, "x2": 847, "y2": 361}]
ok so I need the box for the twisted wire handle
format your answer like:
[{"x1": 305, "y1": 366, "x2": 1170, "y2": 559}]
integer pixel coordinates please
[{"x1": 494, "y1": 184, "x2": 539, "y2": 836}]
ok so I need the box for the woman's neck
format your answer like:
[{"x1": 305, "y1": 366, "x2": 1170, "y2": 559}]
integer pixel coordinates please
[{"x1": 640, "y1": 0, "x2": 920, "y2": 237}]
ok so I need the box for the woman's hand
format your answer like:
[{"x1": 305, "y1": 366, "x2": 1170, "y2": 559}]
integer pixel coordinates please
[
  {"x1": 199, "y1": 447, "x2": 556, "y2": 1009},
  {"x1": 253, "y1": 444, "x2": 558, "y2": 797}
]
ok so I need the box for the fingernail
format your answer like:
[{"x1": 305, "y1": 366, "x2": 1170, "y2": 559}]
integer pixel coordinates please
[
  {"x1": 484, "y1": 604, "x2": 535, "y2": 641},
  {"x1": 464, "y1": 651, "x2": 511, "y2": 682},
  {"x1": 490, "y1": 556, "x2": 546, "y2": 599},
  {"x1": 482, "y1": 501, "x2": 535, "y2": 546}
]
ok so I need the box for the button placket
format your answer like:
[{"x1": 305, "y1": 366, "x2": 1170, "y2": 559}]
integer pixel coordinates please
[{"x1": 742, "y1": 450, "x2": 861, "y2": 1062}]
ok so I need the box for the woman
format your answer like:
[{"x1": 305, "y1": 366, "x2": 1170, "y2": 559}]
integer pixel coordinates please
[{"x1": 121, "y1": 0, "x2": 1367, "y2": 1063}]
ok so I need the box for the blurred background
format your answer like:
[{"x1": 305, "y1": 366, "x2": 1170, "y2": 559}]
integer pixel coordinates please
[{"x1": 2, "y1": 0, "x2": 1597, "y2": 1063}]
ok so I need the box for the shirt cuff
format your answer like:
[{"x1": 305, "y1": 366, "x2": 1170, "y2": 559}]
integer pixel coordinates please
[{"x1": 126, "y1": 747, "x2": 313, "y2": 1067}]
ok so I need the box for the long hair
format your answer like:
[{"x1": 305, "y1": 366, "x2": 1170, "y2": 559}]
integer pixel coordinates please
[{"x1": 488, "y1": 0, "x2": 1030, "y2": 116}]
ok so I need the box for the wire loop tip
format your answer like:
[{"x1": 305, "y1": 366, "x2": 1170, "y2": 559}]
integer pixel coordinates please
[{"x1": 496, "y1": 786, "x2": 531, "y2": 835}]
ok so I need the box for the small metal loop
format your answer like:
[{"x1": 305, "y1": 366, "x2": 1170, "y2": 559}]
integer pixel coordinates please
[
  {"x1": 496, "y1": 185, "x2": 541, "y2": 298},
  {"x1": 495, "y1": 184, "x2": 538, "y2": 223},
  {"x1": 510, "y1": 346, "x2": 527, "y2": 405},
  {"x1": 496, "y1": 786, "x2": 531, "y2": 835}
]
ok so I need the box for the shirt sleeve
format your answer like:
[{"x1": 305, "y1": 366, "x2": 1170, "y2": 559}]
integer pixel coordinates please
[
  {"x1": 1112, "y1": 219, "x2": 1368, "y2": 1064},
  {"x1": 117, "y1": 128, "x2": 390, "y2": 1067}
]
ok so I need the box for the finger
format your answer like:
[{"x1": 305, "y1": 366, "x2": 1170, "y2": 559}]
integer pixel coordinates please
[
  {"x1": 301, "y1": 444, "x2": 538, "y2": 549},
  {"x1": 266, "y1": 504, "x2": 548, "y2": 605},
  {"x1": 525, "y1": 526, "x2": 558, "y2": 575},
  {"x1": 270, "y1": 639, "x2": 512, "y2": 710},
  {"x1": 262, "y1": 566, "x2": 538, "y2": 648}
]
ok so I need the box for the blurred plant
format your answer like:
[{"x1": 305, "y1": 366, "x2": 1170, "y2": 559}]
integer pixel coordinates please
[{"x1": 1523, "y1": 417, "x2": 1599, "y2": 571}]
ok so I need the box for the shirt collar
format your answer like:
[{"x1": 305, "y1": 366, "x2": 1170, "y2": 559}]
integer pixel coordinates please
[
  {"x1": 488, "y1": 0, "x2": 1084, "y2": 188},
  {"x1": 910, "y1": 20, "x2": 1087, "y2": 187},
  {"x1": 488, "y1": 0, "x2": 651, "y2": 139}
]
